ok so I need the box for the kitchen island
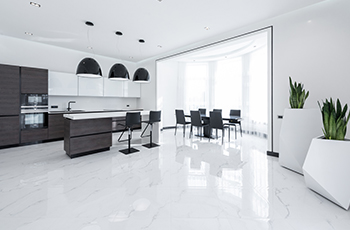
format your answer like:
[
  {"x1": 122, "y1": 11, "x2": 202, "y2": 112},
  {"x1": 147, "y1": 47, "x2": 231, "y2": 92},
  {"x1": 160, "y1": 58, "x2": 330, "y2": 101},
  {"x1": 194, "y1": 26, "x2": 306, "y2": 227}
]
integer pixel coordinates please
[{"x1": 64, "y1": 111, "x2": 152, "y2": 158}]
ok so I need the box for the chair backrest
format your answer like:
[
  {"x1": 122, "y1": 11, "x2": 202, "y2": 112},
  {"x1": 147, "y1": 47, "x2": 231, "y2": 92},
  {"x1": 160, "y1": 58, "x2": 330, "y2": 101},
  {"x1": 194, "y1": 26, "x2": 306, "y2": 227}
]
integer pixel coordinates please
[
  {"x1": 175, "y1": 109, "x2": 186, "y2": 124},
  {"x1": 210, "y1": 111, "x2": 223, "y2": 129},
  {"x1": 213, "y1": 109, "x2": 222, "y2": 113},
  {"x1": 230, "y1": 109, "x2": 241, "y2": 117},
  {"x1": 190, "y1": 110, "x2": 202, "y2": 127},
  {"x1": 198, "y1": 108, "x2": 206, "y2": 116},
  {"x1": 149, "y1": 110, "x2": 161, "y2": 123},
  {"x1": 125, "y1": 112, "x2": 141, "y2": 128}
]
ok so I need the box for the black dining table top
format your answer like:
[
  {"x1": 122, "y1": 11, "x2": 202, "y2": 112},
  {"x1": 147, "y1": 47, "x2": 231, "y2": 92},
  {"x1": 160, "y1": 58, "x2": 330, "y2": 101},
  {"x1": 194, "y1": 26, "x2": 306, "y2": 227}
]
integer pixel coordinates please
[{"x1": 185, "y1": 114, "x2": 242, "y2": 121}]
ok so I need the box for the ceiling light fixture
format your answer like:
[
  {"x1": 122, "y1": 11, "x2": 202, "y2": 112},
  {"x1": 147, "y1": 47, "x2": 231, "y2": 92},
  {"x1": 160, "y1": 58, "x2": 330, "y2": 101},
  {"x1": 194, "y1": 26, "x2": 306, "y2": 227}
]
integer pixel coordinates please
[
  {"x1": 115, "y1": 31, "x2": 123, "y2": 36},
  {"x1": 133, "y1": 68, "x2": 150, "y2": 83},
  {"x1": 108, "y1": 63, "x2": 130, "y2": 81},
  {"x1": 139, "y1": 39, "x2": 145, "y2": 43},
  {"x1": 204, "y1": 26, "x2": 210, "y2": 30},
  {"x1": 157, "y1": 45, "x2": 162, "y2": 48},
  {"x1": 25, "y1": 32, "x2": 33, "y2": 36},
  {"x1": 85, "y1": 21, "x2": 94, "y2": 26},
  {"x1": 76, "y1": 57, "x2": 102, "y2": 78},
  {"x1": 30, "y1": 2, "x2": 41, "y2": 7}
]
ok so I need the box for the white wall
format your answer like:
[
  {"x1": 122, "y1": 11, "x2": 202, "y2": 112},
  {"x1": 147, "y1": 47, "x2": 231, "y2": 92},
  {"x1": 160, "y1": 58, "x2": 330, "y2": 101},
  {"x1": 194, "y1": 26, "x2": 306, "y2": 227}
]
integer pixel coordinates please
[
  {"x1": 0, "y1": 34, "x2": 140, "y2": 111},
  {"x1": 139, "y1": 0, "x2": 350, "y2": 153},
  {"x1": 157, "y1": 61, "x2": 179, "y2": 128}
]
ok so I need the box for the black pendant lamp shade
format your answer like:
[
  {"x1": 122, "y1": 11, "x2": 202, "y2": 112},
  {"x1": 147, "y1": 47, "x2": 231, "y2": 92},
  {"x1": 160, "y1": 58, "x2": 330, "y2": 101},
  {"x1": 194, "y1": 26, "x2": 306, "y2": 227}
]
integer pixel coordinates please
[
  {"x1": 133, "y1": 68, "x2": 150, "y2": 83},
  {"x1": 76, "y1": 57, "x2": 102, "y2": 78},
  {"x1": 108, "y1": 63, "x2": 129, "y2": 80}
]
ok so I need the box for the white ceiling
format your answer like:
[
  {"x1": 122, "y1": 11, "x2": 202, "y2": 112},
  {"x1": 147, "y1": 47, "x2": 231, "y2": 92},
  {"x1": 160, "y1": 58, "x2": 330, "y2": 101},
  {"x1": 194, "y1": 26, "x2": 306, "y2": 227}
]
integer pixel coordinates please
[{"x1": 0, "y1": 0, "x2": 325, "y2": 63}]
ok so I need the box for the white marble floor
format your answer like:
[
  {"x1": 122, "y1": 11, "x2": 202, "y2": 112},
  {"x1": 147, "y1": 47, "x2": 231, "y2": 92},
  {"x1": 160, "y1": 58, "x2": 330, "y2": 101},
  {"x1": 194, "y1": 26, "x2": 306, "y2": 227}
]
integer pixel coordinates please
[{"x1": 0, "y1": 129, "x2": 349, "y2": 230}]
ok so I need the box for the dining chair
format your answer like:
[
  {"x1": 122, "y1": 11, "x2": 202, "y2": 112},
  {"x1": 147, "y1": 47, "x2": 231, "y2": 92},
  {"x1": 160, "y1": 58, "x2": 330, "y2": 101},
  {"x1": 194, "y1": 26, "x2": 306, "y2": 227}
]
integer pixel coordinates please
[
  {"x1": 190, "y1": 110, "x2": 209, "y2": 140},
  {"x1": 175, "y1": 109, "x2": 191, "y2": 137},
  {"x1": 198, "y1": 108, "x2": 206, "y2": 116},
  {"x1": 140, "y1": 110, "x2": 161, "y2": 148},
  {"x1": 209, "y1": 111, "x2": 230, "y2": 144},
  {"x1": 229, "y1": 109, "x2": 242, "y2": 137},
  {"x1": 118, "y1": 112, "x2": 141, "y2": 154}
]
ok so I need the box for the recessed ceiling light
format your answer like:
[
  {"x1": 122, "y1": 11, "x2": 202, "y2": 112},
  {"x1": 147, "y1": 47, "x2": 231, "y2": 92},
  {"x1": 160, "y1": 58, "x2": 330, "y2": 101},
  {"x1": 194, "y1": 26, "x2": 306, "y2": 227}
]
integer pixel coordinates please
[
  {"x1": 25, "y1": 32, "x2": 33, "y2": 36},
  {"x1": 30, "y1": 2, "x2": 41, "y2": 7},
  {"x1": 85, "y1": 21, "x2": 94, "y2": 26},
  {"x1": 139, "y1": 39, "x2": 145, "y2": 43},
  {"x1": 87, "y1": 46, "x2": 93, "y2": 49},
  {"x1": 157, "y1": 45, "x2": 162, "y2": 48},
  {"x1": 115, "y1": 31, "x2": 123, "y2": 36},
  {"x1": 129, "y1": 56, "x2": 134, "y2": 59},
  {"x1": 157, "y1": 0, "x2": 162, "y2": 2},
  {"x1": 204, "y1": 26, "x2": 210, "y2": 30}
]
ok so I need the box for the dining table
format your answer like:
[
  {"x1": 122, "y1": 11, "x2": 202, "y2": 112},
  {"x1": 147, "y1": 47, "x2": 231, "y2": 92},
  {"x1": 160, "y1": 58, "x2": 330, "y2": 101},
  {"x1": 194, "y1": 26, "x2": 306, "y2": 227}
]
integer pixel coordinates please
[{"x1": 185, "y1": 114, "x2": 242, "y2": 138}]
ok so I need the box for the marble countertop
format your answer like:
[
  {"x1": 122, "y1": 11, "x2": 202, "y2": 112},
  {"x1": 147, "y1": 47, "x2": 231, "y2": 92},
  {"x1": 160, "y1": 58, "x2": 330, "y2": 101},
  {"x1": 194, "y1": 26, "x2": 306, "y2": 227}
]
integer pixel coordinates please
[
  {"x1": 63, "y1": 110, "x2": 149, "y2": 120},
  {"x1": 48, "y1": 108, "x2": 142, "y2": 114}
]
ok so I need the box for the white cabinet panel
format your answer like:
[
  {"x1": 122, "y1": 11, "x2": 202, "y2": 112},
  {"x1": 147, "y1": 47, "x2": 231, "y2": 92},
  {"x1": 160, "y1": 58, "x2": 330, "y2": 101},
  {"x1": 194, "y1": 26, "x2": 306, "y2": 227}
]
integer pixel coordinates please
[
  {"x1": 103, "y1": 77, "x2": 124, "y2": 97},
  {"x1": 123, "y1": 81, "x2": 140, "y2": 98},
  {"x1": 78, "y1": 76, "x2": 103, "y2": 96},
  {"x1": 49, "y1": 71, "x2": 78, "y2": 96}
]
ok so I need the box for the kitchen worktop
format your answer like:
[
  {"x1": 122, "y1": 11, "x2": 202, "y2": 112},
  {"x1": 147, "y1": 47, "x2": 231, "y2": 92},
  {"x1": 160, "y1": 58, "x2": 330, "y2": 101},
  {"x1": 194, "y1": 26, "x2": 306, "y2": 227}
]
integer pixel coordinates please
[
  {"x1": 63, "y1": 110, "x2": 149, "y2": 120},
  {"x1": 49, "y1": 108, "x2": 143, "y2": 114}
]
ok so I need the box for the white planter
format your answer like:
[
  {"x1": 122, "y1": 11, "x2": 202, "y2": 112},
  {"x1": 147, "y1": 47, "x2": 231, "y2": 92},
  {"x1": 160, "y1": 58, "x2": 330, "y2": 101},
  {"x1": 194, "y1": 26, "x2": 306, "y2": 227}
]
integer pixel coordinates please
[
  {"x1": 279, "y1": 108, "x2": 322, "y2": 174},
  {"x1": 303, "y1": 137, "x2": 350, "y2": 210}
]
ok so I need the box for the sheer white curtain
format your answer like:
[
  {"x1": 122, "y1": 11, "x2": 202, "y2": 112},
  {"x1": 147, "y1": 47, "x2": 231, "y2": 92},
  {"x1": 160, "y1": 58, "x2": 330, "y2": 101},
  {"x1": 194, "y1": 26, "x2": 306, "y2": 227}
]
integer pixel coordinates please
[{"x1": 179, "y1": 46, "x2": 268, "y2": 137}]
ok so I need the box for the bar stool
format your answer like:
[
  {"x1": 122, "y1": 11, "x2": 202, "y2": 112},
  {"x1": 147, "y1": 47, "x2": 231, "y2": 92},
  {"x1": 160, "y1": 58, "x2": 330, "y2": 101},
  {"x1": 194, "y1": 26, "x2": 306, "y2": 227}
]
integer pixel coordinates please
[
  {"x1": 140, "y1": 111, "x2": 161, "y2": 148},
  {"x1": 118, "y1": 112, "x2": 141, "y2": 154}
]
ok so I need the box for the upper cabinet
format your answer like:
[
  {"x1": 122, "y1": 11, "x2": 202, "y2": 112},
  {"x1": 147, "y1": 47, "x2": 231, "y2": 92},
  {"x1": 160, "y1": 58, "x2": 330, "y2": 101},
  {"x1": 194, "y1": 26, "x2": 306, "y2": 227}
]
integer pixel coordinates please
[
  {"x1": 0, "y1": 64, "x2": 20, "y2": 115},
  {"x1": 21, "y1": 67, "x2": 48, "y2": 94},
  {"x1": 78, "y1": 76, "x2": 103, "y2": 96},
  {"x1": 123, "y1": 81, "x2": 141, "y2": 98},
  {"x1": 103, "y1": 77, "x2": 124, "y2": 97},
  {"x1": 49, "y1": 71, "x2": 78, "y2": 96}
]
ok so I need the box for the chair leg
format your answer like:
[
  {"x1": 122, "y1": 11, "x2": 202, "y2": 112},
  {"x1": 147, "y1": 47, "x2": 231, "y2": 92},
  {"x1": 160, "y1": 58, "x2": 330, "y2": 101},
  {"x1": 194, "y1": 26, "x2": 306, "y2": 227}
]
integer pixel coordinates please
[
  {"x1": 190, "y1": 125, "x2": 193, "y2": 138},
  {"x1": 140, "y1": 123, "x2": 150, "y2": 138},
  {"x1": 174, "y1": 124, "x2": 177, "y2": 135},
  {"x1": 143, "y1": 124, "x2": 159, "y2": 148},
  {"x1": 119, "y1": 128, "x2": 139, "y2": 154},
  {"x1": 239, "y1": 124, "x2": 242, "y2": 137},
  {"x1": 183, "y1": 125, "x2": 185, "y2": 137}
]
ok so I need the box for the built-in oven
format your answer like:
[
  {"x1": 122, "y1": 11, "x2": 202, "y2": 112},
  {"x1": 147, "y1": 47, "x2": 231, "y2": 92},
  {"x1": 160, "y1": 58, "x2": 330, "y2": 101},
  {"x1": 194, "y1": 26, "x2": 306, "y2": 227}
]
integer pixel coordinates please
[
  {"x1": 20, "y1": 94, "x2": 48, "y2": 130},
  {"x1": 21, "y1": 93, "x2": 48, "y2": 107}
]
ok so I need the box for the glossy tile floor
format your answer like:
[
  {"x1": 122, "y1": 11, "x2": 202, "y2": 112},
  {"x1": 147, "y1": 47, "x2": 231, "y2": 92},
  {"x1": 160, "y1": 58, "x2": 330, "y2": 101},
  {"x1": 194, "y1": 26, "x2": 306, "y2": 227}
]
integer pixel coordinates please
[{"x1": 1, "y1": 129, "x2": 349, "y2": 230}]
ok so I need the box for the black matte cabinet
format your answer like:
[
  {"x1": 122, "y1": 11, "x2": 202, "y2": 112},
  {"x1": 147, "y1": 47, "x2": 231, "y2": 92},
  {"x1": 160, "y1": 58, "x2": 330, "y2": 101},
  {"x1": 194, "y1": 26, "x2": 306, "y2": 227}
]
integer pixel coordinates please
[
  {"x1": 0, "y1": 64, "x2": 20, "y2": 116},
  {"x1": 21, "y1": 67, "x2": 48, "y2": 94}
]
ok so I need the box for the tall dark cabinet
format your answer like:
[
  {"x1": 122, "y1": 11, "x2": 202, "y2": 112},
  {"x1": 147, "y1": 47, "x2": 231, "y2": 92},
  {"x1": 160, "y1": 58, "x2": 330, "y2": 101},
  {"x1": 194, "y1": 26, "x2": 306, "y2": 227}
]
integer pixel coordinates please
[
  {"x1": 0, "y1": 64, "x2": 20, "y2": 146},
  {"x1": 21, "y1": 67, "x2": 48, "y2": 94}
]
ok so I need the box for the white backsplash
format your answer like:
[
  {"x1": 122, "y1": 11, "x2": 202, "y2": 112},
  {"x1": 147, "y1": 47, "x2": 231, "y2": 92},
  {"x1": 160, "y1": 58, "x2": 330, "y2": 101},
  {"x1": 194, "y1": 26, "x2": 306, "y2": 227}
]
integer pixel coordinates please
[{"x1": 49, "y1": 96, "x2": 139, "y2": 111}]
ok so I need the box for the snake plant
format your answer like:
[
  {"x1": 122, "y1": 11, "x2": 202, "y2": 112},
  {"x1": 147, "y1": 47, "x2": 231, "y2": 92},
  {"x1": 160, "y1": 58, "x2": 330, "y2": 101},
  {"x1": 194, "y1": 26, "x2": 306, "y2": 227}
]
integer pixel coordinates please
[
  {"x1": 289, "y1": 76, "x2": 309, "y2": 108},
  {"x1": 318, "y1": 98, "x2": 350, "y2": 140}
]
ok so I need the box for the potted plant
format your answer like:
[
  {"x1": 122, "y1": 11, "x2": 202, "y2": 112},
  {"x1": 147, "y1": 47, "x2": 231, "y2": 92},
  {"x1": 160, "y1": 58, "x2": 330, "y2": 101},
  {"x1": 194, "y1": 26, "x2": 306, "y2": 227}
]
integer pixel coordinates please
[
  {"x1": 279, "y1": 77, "x2": 322, "y2": 174},
  {"x1": 303, "y1": 98, "x2": 350, "y2": 210}
]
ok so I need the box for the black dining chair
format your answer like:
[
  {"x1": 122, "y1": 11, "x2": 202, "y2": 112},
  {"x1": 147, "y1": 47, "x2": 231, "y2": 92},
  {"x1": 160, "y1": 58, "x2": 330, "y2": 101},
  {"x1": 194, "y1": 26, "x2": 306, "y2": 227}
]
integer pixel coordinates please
[
  {"x1": 198, "y1": 108, "x2": 206, "y2": 116},
  {"x1": 175, "y1": 109, "x2": 191, "y2": 137},
  {"x1": 228, "y1": 109, "x2": 242, "y2": 138},
  {"x1": 213, "y1": 109, "x2": 222, "y2": 113},
  {"x1": 118, "y1": 112, "x2": 141, "y2": 154},
  {"x1": 209, "y1": 111, "x2": 230, "y2": 144},
  {"x1": 190, "y1": 110, "x2": 209, "y2": 140},
  {"x1": 140, "y1": 111, "x2": 161, "y2": 148}
]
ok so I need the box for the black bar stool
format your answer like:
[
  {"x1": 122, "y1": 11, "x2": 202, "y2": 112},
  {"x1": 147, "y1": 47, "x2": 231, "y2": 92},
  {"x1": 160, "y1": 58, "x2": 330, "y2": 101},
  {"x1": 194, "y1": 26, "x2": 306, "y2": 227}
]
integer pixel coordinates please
[
  {"x1": 118, "y1": 112, "x2": 141, "y2": 154},
  {"x1": 141, "y1": 111, "x2": 161, "y2": 148}
]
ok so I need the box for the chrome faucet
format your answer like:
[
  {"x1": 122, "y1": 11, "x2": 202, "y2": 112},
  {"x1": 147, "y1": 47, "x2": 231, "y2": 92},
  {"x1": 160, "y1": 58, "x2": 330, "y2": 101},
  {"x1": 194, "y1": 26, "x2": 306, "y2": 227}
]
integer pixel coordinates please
[{"x1": 67, "y1": 101, "x2": 76, "y2": 111}]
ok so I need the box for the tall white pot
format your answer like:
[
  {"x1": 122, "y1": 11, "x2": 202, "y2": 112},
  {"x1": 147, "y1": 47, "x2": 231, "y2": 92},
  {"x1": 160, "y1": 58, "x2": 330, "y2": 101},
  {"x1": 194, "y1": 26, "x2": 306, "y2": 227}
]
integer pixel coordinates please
[
  {"x1": 303, "y1": 137, "x2": 350, "y2": 210},
  {"x1": 279, "y1": 108, "x2": 322, "y2": 174}
]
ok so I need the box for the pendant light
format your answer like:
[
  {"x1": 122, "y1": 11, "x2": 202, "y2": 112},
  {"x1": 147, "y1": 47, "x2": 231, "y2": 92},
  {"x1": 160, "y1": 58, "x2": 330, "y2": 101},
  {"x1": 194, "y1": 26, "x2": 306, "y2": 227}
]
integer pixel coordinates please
[
  {"x1": 108, "y1": 63, "x2": 129, "y2": 80},
  {"x1": 76, "y1": 57, "x2": 102, "y2": 78},
  {"x1": 133, "y1": 68, "x2": 150, "y2": 83},
  {"x1": 76, "y1": 21, "x2": 102, "y2": 78}
]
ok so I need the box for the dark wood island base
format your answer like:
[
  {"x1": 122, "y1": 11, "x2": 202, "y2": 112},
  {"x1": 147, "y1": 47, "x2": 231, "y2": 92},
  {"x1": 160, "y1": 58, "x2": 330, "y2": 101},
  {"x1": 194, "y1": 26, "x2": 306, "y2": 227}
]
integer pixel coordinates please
[{"x1": 64, "y1": 118, "x2": 112, "y2": 158}]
